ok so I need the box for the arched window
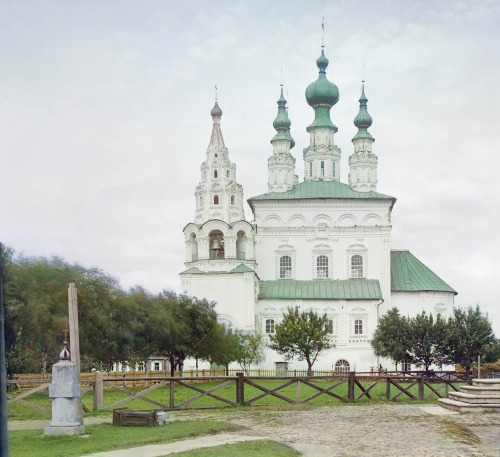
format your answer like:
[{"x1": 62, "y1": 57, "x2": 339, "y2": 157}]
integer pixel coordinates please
[
  {"x1": 279, "y1": 255, "x2": 292, "y2": 279},
  {"x1": 236, "y1": 231, "x2": 246, "y2": 260},
  {"x1": 190, "y1": 233, "x2": 198, "y2": 261},
  {"x1": 354, "y1": 319, "x2": 363, "y2": 335},
  {"x1": 266, "y1": 319, "x2": 275, "y2": 334},
  {"x1": 231, "y1": 195, "x2": 235, "y2": 205},
  {"x1": 351, "y1": 255, "x2": 363, "y2": 278},
  {"x1": 309, "y1": 162, "x2": 313, "y2": 177},
  {"x1": 317, "y1": 255, "x2": 329, "y2": 278},
  {"x1": 214, "y1": 195, "x2": 219, "y2": 205},
  {"x1": 214, "y1": 170, "x2": 218, "y2": 178},
  {"x1": 227, "y1": 170, "x2": 230, "y2": 178},
  {"x1": 326, "y1": 319, "x2": 334, "y2": 334},
  {"x1": 335, "y1": 359, "x2": 350, "y2": 374},
  {"x1": 332, "y1": 162, "x2": 336, "y2": 177},
  {"x1": 320, "y1": 161, "x2": 325, "y2": 176}
]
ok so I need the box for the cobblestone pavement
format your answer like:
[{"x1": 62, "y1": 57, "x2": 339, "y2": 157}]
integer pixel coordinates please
[{"x1": 169, "y1": 405, "x2": 500, "y2": 457}]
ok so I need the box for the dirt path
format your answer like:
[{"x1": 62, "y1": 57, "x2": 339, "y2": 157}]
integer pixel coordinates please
[{"x1": 170, "y1": 404, "x2": 500, "y2": 457}]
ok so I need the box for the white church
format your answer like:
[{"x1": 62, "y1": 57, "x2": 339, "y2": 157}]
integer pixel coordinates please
[{"x1": 180, "y1": 47, "x2": 456, "y2": 373}]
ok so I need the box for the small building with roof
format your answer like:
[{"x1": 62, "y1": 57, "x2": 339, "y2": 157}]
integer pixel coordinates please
[{"x1": 180, "y1": 46, "x2": 456, "y2": 372}]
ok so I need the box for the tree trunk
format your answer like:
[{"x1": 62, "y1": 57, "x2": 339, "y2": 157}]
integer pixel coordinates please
[
  {"x1": 306, "y1": 357, "x2": 313, "y2": 376},
  {"x1": 169, "y1": 354, "x2": 175, "y2": 377}
]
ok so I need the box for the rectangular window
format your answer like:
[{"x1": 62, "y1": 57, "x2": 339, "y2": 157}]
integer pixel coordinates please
[
  {"x1": 280, "y1": 255, "x2": 292, "y2": 279},
  {"x1": 333, "y1": 162, "x2": 336, "y2": 177},
  {"x1": 351, "y1": 255, "x2": 364, "y2": 278},
  {"x1": 316, "y1": 255, "x2": 329, "y2": 278},
  {"x1": 354, "y1": 319, "x2": 363, "y2": 335},
  {"x1": 309, "y1": 162, "x2": 313, "y2": 177},
  {"x1": 266, "y1": 319, "x2": 275, "y2": 334},
  {"x1": 320, "y1": 161, "x2": 325, "y2": 176}
]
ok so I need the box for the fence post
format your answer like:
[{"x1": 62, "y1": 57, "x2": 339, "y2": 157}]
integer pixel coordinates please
[
  {"x1": 348, "y1": 372, "x2": 355, "y2": 400},
  {"x1": 93, "y1": 372, "x2": 103, "y2": 411},
  {"x1": 445, "y1": 382, "x2": 449, "y2": 398},
  {"x1": 385, "y1": 377, "x2": 391, "y2": 400},
  {"x1": 296, "y1": 379, "x2": 301, "y2": 402},
  {"x1": 236, "y1": 372, "x2": 244, "y2": 405},
  {"x1": 418, "y1": 376, "x2": 424, "y2": 400},
  {"x1": 169, "y1": 381, "x2": 175, "y2": 408}
]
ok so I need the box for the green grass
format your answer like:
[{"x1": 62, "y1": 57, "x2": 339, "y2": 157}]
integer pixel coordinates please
[
  {"x1": 8, "y1": 379, "x2": 463, "y2": 421},
  {"x1": 162, "y1": 440, "x2": 301, "y2": 456},
  {"x1": 9, "y1": 421, "x2": 242, "y2": 457}
]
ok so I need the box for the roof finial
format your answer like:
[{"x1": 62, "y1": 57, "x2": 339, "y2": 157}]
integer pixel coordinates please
[
  {"x1": 321, "y1": 17, "x2": 325, "y2": 48},
  {"x1": 215, "y1": 84, "x2": 218, "y2": 102}
]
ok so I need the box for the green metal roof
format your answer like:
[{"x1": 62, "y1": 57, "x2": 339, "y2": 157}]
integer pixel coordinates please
[
  {"x1": 249, "y1": 180, "x2": 395, "y2": 204},
  {"x1": 390, "y1": 250, "x2": 457, "y2": 294},
  {"x1": 231, "y1": 264, "x2": 255, "y2": 273},
  {"x1": 259, "y1": 279, "x2": 382, "y2": 300}
]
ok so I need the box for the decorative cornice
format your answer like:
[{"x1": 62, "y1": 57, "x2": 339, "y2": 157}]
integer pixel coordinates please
[{"x1": 256, "y1": 225, "x2": 392, "y2": 235}]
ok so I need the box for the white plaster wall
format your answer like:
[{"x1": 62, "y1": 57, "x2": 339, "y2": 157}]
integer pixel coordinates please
[
  {"x1": 256, "y1": 298, "x2": 381, "y2": 371},
  {"x1": 390, "y1": 291, "x2": 455, "y2": 320},
  {"x1": 181, "y1": 272, "x2": 258, "y2": 332}
]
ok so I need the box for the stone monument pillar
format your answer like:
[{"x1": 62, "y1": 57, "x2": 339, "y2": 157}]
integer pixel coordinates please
[{"x1": 44, "y1": 343, "x2": 85, "y2": 436}]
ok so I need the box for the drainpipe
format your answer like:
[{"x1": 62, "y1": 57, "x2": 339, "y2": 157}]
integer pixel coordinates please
[{"x1": 375, "y1": 299, "x2": 384, "y2": 369}]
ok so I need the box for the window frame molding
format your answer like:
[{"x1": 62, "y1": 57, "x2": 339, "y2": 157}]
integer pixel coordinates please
[
  {"x1": 312, "y1": 244, "x2": 332, "y2": 280},
  {"x1": 346, "y1": 244, "x2": 367, "y2": 279},
  {"x1": 275, "y1": 244, "x2": 296, "y2": 280},
  {"x1": 349, "y1": 306, "x2": 368, "y2": 337}
]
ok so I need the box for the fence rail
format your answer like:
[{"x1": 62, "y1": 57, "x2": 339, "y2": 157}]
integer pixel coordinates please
[{"x1": 6, "y1": 372, "x2": 468, "y2": 416}]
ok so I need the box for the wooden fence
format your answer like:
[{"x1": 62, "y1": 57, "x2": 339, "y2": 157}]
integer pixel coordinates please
[{"x1": 7, "y1": 372, "x2": 466, "y2": 415}]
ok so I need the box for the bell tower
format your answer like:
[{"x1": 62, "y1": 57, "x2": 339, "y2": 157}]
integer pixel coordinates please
[{"x1": 194, "y1": 101, "x2": 245, "y2": 224}]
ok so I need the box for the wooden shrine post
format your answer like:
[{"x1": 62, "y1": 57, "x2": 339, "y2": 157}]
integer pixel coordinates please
[{"x1": 68, "y1": 283, "x2": 81, "y2": 376}]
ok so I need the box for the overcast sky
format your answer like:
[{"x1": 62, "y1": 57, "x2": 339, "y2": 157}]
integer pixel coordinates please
[{"x1": 1, "y1": 0, "x2": 499, "y2": 334}]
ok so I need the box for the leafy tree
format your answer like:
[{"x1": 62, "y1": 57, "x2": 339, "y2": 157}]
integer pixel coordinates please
[
  {"x1": 371, "y1": 308, "x2": 411, "y2": 369},
  {"x1": 182, "y1": 297, "x2": 218, "y2": 374},
  {"x1": 406, "y1": 312, "x2": 447, "y2": 372},
  {"x1": 483, "y1": 338, "x2": 500, "y2": 364},
  {"x1": 444, "y1": 305, "x2": 496, "y2": 378},
  {"x1": 203, "y1": 323, "x2": 240, "y2": 375},
  {"x1": 269, "y1": 307, "x2": 333, "y2": 375},
  {"x1": 234, "y1": 331, "x2": 264, "y2": 374}
]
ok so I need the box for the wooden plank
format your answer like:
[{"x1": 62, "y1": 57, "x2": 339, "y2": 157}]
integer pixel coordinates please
[
  {"x1": 7, "y1": 383, "x2": 50, "y2": 403},
  {"x1": 173, "y1": 380, "x2": 236, "y2": 408},
  {"x1": 244, "y1": 379, "x2": 296, "y2": 404},
  {"x1": 423, "y1": 380, "x2": 443, "y2": 399},
  {"x1": 104, "y1": 381, "x2": 169, "y2": 411},
  {"x1": 389, "y1": 379, "x2": 417, "y2": 401},
  {"x1": 13, "y1": 398, "x2": 49, "y2": 413},
  {"x1": 299, "y1": 379, "x2": 348, "y2": 403},
  {"x1": 354, "y1": 380, "x2": 376, "y2": 400}
]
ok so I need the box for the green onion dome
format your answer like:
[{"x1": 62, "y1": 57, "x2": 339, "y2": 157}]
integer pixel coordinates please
[
  {"x1": 353, "y1": 83, "x2": 374, "y2": 141},
  {"x1": 273, "y1": 87, "x2": 291, "y2": 130},
  {"x1": 305, "y1": 48, "x2": 339, "y2": 108},
  {"x1": 210, "y1": 101, "x2": 222, "y2": 117},
  {"x1": 271, "y1": 86, "x2": 295, "y2": 148}
]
